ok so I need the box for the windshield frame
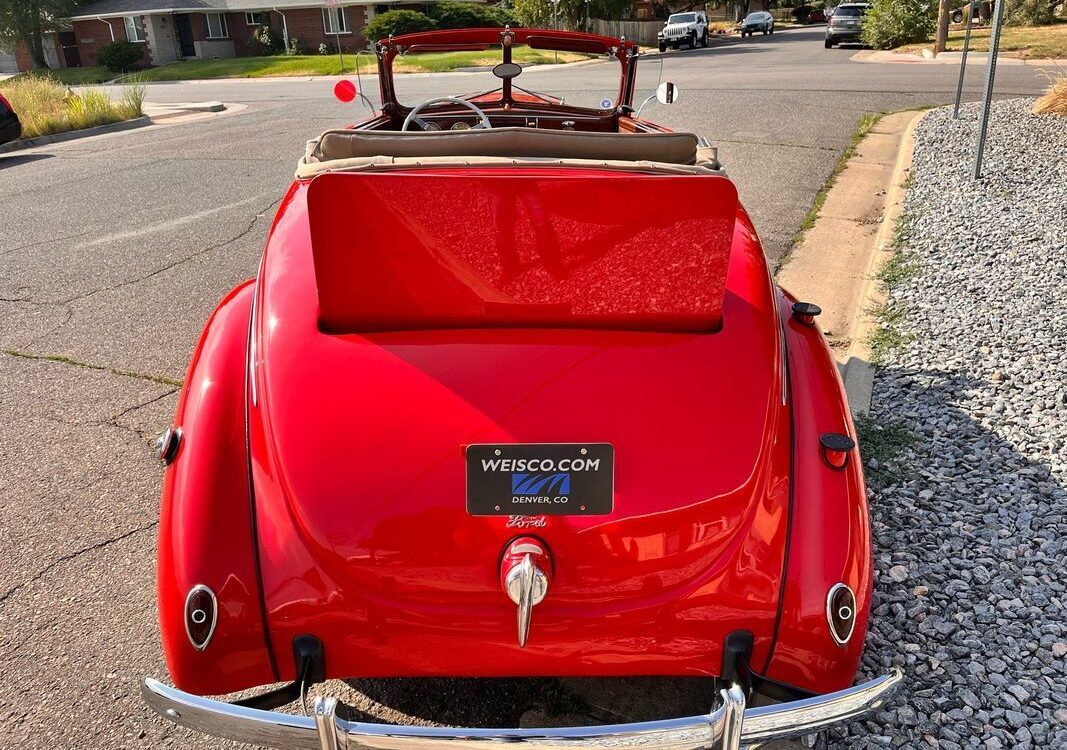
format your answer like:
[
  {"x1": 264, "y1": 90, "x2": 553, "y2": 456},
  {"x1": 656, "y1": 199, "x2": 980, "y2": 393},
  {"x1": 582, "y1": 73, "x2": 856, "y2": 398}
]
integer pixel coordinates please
[
  {"x1": 374, "y1": 28, "x2": 640, "y2": 118},
  {"x1": 667, "y1": 13, "x2": 698, "y2": 23}
]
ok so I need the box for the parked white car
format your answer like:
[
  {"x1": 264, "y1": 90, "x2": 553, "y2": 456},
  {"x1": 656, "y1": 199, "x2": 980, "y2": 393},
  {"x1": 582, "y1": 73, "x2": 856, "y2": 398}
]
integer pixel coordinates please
[
  {"x1": 657, "y1": 11, "x2": 710, "y2": 51},
  {"x1": 739, "y1": 11, "x2": 775, "y2": 36}
]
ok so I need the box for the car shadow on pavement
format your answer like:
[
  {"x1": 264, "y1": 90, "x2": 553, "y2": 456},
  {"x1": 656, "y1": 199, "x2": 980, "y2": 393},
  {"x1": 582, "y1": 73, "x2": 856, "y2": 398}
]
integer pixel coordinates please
[
  {"x1": 643, "y1": 42, "x2": 762, "y2": 61},
  {"x1": 0, "y1": 153, "x2": 54, "y2": 169}
]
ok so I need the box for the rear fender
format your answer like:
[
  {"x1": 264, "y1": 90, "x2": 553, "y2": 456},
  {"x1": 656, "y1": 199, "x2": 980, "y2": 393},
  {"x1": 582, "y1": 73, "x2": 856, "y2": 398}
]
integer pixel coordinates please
[
  {"x1": 763, "y1": 291, "x2": 872, "y2": 692},
  {"x1": 157, "y1": 280, "x2": 275, "y2": 694}
]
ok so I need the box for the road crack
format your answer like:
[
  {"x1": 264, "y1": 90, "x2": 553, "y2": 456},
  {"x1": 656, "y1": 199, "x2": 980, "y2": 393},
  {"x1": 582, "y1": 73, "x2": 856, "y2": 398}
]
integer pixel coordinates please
[
  {"x1": 58, "y1": 196, "x2": 280, "y2": 306},
  {"x1": 0, "y1": 521, "x2": 158, "y2": 609},
  {"x1": 108, "y1": 388, "x2": 180, "y2": 424},
  {"x1": 1, "y1": 349, "x2": 183, "y2": 387}
]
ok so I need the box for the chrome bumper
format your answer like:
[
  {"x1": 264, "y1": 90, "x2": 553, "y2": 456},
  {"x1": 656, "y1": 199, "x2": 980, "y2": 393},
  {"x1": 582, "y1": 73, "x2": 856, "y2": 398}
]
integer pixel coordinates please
[{"x1": 142, "y1": 670, "x2": 901, "y2": 750}]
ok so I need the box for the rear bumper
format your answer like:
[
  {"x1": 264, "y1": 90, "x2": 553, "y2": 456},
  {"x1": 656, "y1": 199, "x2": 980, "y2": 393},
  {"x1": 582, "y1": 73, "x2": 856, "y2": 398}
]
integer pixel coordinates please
[
  {"x1": 827, "y1": 28, "x2": 863, "y2": 40},
  {"x1": 142, "y1": 669, "x2": 902, "y2": 750}
]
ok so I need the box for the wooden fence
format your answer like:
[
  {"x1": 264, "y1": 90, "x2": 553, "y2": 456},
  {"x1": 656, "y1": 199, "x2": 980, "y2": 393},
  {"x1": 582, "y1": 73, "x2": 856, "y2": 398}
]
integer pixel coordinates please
[
  {"x1": 589, "y1": 19, "x2": 664, "y2": 45},
  {"x1": 591, "y1": 8, "x2": 800, "y2": 43}
]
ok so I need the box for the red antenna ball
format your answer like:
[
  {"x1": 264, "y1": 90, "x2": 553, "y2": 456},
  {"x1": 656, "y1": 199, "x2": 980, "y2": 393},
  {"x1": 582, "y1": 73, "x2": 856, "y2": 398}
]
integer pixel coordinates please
[{"x1": 333, "y1": 79, "x2": 357, "y2": 103}]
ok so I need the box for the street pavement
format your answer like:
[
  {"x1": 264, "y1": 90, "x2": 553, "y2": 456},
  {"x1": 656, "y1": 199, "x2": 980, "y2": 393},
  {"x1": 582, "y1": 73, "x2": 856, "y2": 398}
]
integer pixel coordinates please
[{"x1": 0, "y1": 26, "x2": 1056, "y2": 749}]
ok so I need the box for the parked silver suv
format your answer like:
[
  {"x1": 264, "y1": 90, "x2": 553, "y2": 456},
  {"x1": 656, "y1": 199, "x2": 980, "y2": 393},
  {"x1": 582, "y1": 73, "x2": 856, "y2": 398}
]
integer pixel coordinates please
[{"x1": 825, "y1": 3, "x2": 871, "y2": 48}]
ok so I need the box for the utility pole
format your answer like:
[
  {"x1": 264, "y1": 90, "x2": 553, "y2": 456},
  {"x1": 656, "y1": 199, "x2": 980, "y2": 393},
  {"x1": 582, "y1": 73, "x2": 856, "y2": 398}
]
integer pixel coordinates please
[{"x1": 934, "y1": 0, "x2": 951, "y2": 54}]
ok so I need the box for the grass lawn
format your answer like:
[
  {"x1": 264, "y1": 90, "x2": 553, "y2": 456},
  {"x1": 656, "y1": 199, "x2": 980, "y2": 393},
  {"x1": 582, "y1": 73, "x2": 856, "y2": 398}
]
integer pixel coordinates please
[
  {"x1": 11, "y1": 65, "x2": 114, "y2": 85},
  {"x1": 895, "y1": 20, "x2": 1067, "y2": 59},
  {"x1": 135, "y1": 46, "x2": 590, "y2": 82}
]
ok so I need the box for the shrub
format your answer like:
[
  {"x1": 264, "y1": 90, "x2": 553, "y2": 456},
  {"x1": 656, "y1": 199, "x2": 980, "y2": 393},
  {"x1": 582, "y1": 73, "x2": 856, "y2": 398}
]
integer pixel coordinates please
[
  {"x1": 247, "y1": 24, "x2": 281, "y2": 56},
  {"x1": 119, "y1": 73, "x2": 147, "y2": 117},
  {"x1": 1004, "y1": 0, "x2": 1056, "y2": 25},
  {"x1": 861, "y1": 0, "x2": 935, "y2": 49},
  {"x1": 428, "y1": 2, "x2": 519, "y2": 28},
  {"x1": 0, "y1": 75, "x2": 137, "y2": 138},
  {"x1": 1033, "y1": 74, "x2": 1066, "y2": 115},
  {"x1": 96, "y1": 41, "x2": 144, "y2": 73},
  {"x1": 366, "y1": 10, "x2": 437, "y2": 40},
  {"x1": 792, "y1": 4, "x2": 814, "y2": 21}
]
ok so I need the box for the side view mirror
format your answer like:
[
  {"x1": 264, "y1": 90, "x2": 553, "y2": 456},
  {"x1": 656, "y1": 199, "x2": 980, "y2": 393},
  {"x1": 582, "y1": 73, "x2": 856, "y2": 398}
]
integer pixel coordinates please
[{"x1": 656, "y1": 81, "x2": 680, "y2": 105}]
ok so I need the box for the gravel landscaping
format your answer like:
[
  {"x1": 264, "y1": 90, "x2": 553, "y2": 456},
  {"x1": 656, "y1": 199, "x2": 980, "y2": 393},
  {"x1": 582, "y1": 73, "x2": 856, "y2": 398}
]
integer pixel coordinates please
[{"x1": 842, "y1": 99, "x2": 1066, "y2": 748}]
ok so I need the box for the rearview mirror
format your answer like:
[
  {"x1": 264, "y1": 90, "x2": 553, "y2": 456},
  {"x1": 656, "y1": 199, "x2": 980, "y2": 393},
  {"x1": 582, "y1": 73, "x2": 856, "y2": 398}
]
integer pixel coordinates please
[
  {"x1": 656, "y1": 81, "x2": 680, "y2": 105},
  {"x1": 493, "y1": 62, "x2": 522, "y2": 80}
]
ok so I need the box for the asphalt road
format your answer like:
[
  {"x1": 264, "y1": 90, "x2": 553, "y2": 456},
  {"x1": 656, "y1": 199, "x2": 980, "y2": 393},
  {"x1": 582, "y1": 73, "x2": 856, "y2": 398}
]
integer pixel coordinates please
[{"x1": 0, "y1": 26, "x2": 1055, "y2": 749}]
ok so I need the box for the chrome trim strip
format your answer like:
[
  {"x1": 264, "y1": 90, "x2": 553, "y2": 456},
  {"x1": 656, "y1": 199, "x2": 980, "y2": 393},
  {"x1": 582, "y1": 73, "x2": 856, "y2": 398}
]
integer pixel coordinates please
[
  {"x1": 142, "y1": 670, "x2": 902, "y2": 750},
  {"x1": 249, "y1": 278, "x2": 259, "y2": 407}
]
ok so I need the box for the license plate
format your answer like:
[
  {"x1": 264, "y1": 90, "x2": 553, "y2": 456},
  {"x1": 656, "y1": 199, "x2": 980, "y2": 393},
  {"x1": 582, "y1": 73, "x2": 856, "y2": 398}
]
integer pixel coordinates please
[{"x1": 466, "y1": 443, "x2": 614, "y2": 516}]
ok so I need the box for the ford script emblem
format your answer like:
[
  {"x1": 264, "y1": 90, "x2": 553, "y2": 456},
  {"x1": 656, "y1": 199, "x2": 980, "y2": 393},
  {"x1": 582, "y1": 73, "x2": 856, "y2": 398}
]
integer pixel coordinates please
[{"x1": 506, "y1": 515, "x2": 547, "y2": 529}]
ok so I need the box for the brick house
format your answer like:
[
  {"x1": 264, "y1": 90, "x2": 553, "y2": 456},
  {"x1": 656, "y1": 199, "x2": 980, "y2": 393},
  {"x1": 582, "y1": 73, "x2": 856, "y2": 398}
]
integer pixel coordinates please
[
  {"x1": 1, "y1": 37, "x2": 67, "y2": 73},
  {"x1": 64, "y1": 0, "x2": 420, "y2": 68}
]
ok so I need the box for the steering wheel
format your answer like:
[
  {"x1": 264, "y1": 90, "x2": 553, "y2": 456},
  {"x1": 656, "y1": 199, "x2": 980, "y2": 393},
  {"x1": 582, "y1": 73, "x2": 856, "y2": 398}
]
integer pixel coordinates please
[{"x1": 402, "y1": 97, "x2": 492, "y2": 131}]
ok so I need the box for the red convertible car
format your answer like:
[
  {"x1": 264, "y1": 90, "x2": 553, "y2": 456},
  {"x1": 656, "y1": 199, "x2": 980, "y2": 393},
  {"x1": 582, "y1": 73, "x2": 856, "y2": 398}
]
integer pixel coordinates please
[{"x1": 142, "y1": 27, "x2": 900, "y2": 750}]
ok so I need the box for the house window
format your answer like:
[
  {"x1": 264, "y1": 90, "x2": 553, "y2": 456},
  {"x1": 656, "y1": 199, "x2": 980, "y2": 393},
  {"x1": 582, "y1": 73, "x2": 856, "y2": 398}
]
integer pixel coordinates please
[
  {"x1": 322, "y1": 7, "x2": 349, "y2": 34},
  {"x1": 205, "y1": 12, "x2": 229, "y2": 39},
  {"x1": 245, "y1": 12, "x2": 269, "y2": 26},
  {"x1": 124, "y1": 16, "x2": 147, "y2": 42}
]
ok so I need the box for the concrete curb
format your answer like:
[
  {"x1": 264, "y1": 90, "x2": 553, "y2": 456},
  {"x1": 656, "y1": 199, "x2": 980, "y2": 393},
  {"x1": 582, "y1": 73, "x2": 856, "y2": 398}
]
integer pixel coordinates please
[
  {"x1": 143, "y1": 100, "x2": 226, "y2": 121},
  {"x1": 0, "y1": 115, "x2": 150, "y2": 155},
  {"x1": 852, "y1": 49, "x2": 1066, "y2": 66},
  {"x1": 840, "y1": 110, "x2": 925, "y2": 416},
  {"x1": 777, "y1": 108, "x2": 926, "y2": 417}
]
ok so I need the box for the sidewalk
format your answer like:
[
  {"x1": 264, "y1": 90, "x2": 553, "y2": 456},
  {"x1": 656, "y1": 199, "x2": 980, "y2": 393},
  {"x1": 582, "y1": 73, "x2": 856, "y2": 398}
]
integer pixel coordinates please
[{"x1": 777, "y1": 108, "x2": 925, "y2": 414}]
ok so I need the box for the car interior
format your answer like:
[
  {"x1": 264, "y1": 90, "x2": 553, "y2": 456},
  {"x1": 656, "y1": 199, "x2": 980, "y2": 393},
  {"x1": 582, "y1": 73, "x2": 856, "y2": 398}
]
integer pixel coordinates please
[{"x1": 297, "y1": 29, "x2": 723, "y2": 177}]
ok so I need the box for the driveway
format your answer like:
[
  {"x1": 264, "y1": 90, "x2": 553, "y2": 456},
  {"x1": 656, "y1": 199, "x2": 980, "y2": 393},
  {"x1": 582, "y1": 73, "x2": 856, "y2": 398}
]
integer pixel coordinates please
[{"x1": 0, "y1": 26, "x2": 1055, "y2": 749}]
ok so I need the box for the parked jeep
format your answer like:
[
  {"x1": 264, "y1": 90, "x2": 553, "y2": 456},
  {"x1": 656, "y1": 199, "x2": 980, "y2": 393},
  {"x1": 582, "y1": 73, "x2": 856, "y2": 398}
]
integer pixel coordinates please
[{"x1": 658, "y1": 11, "x2": 710, "y2": 51}]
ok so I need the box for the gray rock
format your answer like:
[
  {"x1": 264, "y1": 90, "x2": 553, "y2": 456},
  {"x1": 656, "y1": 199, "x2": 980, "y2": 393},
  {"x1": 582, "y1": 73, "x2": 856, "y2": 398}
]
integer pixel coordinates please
[
  {"x1": 889, "y1": 565, "x2": 910, "y2": 583},
  {"x1": 852, "y1": 99, "x2": 1067, "y2": 749}
]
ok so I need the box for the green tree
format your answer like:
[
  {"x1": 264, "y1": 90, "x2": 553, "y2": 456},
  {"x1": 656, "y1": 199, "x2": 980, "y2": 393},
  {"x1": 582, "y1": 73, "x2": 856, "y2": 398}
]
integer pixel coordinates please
[
  {"x1": 861, "y1": 0, "x2": 935, "y2": 49},
  {"x1": 516, "y1": 0, "x2": 632, "y2": 29},
  {"x1": 0, "y1": 0, "x2": 84, "y2": 69},
  {"x1": 1004, "y1": 0, "x2": 1056, "y2": 25},
  {"x1": 514, "y1": 0, "x2": 554, "y2": 26}
]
